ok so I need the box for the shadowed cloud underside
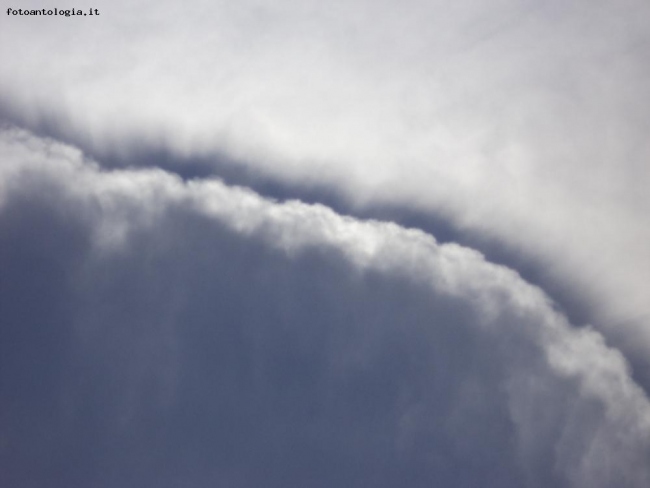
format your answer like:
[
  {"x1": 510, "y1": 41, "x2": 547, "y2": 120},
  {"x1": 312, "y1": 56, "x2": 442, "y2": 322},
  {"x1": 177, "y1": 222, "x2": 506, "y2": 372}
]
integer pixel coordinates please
[{"x1": 1, "y1": 129, "x2": 649, "y2": 487}]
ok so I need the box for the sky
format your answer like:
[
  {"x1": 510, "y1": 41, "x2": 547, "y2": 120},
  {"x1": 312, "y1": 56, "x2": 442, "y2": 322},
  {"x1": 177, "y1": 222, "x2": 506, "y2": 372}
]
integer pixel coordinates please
[{"x1": 1, "y1": 1, "x2": 649, "y2": 487}]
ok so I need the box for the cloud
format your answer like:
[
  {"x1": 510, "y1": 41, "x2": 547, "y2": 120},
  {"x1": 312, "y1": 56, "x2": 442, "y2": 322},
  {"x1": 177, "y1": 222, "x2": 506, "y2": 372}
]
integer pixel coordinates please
[
  {"x1": 1, "y1": 0, "x2": 649, "y2": 362},
  {"x1": 2, "y1": 128, "x2": 649, "y2": 487}
]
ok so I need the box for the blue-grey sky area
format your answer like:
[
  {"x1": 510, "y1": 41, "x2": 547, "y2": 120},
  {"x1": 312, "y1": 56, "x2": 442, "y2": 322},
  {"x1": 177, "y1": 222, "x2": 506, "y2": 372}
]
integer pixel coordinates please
[{"x1": 1, "y1": 1, "x2": 650, "y2": 487}]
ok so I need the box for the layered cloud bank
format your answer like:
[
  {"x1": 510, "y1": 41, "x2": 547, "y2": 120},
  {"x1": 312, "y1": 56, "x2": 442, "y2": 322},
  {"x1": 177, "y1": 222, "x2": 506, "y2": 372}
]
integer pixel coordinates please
[
  {"x1": 2, "y1": 129, "x2": 650, "y2": 487},
  {"x1": 2, "y1": 1, "x2": 649, "y2": 485},
  {"x1": 1, "y1": 0, "x2": 649, "y2": 353}
]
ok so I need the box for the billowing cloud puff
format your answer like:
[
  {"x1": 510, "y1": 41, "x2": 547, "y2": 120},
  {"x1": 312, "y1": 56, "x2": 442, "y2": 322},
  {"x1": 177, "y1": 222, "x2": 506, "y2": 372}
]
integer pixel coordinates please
[
  {"x1": 1, "y1": 129, "x2": 649, "y2": 487},
  {"x1": 1, "y1": 0, "x2": 649, "y2": 360}
]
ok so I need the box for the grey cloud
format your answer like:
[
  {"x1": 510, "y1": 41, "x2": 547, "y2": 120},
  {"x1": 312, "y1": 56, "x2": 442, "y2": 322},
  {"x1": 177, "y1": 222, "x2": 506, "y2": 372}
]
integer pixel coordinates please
[
  {"x1": 1, "y1": 130, "x2": 649, "y2": 487},
  {"x1": 1, "y1": 0, "x2": 649, "y2": 361}
]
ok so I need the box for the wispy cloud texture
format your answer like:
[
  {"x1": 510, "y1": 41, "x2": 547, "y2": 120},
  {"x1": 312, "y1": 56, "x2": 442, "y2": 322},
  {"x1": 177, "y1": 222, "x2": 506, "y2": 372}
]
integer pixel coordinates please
[
  {"x1": 1, "y1": 0, "x2": 649, "y2": 485},
  {"x1": 1, "y1": 0, "x2": 649, "y2": 344},
  {"x1": 2, "y1": 129, "x2": 650, "y2": 487}
]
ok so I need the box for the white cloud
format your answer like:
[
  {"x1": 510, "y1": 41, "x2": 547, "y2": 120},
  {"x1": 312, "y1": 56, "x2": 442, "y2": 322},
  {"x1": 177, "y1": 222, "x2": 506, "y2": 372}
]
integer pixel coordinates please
[
  {"x1": 1, "y1": 0, "x2": 648, "y2": 354},
  {"x1": 2, "y1": 128, "x2": 650, "y2": 486}
]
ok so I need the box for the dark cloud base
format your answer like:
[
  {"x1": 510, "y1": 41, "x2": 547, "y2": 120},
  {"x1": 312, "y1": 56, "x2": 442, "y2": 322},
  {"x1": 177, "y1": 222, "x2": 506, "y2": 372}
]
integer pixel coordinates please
[
  {"x1": 2, "y1": 135, "x2": 649, "y2": 488},
  {"x1": 0, "y1": 171, "x2": 563, "y2": 488}
]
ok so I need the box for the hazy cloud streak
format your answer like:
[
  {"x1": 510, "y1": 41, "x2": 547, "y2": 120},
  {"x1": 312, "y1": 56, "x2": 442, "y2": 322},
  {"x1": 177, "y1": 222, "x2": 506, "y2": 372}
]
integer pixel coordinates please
[{"x1": 1, "y1": 128, "x2": 649, "y2": 487}]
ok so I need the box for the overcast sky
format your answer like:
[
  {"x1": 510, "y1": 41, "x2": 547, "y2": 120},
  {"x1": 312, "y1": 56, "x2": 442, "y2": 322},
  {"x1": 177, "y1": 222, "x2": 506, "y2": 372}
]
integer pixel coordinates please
[{"x1": 1, "y1": 1, "x2": 649, "y2": 487}]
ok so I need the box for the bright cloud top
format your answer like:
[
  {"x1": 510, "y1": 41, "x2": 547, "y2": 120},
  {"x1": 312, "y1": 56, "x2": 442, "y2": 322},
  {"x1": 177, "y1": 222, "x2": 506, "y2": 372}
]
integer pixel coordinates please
[
  {"x1": 1, "y1": 0, "x2": 649, "y2": 355},
  {"x1": 1, "y1": 128, "x2": 649, "y2": 487}
]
